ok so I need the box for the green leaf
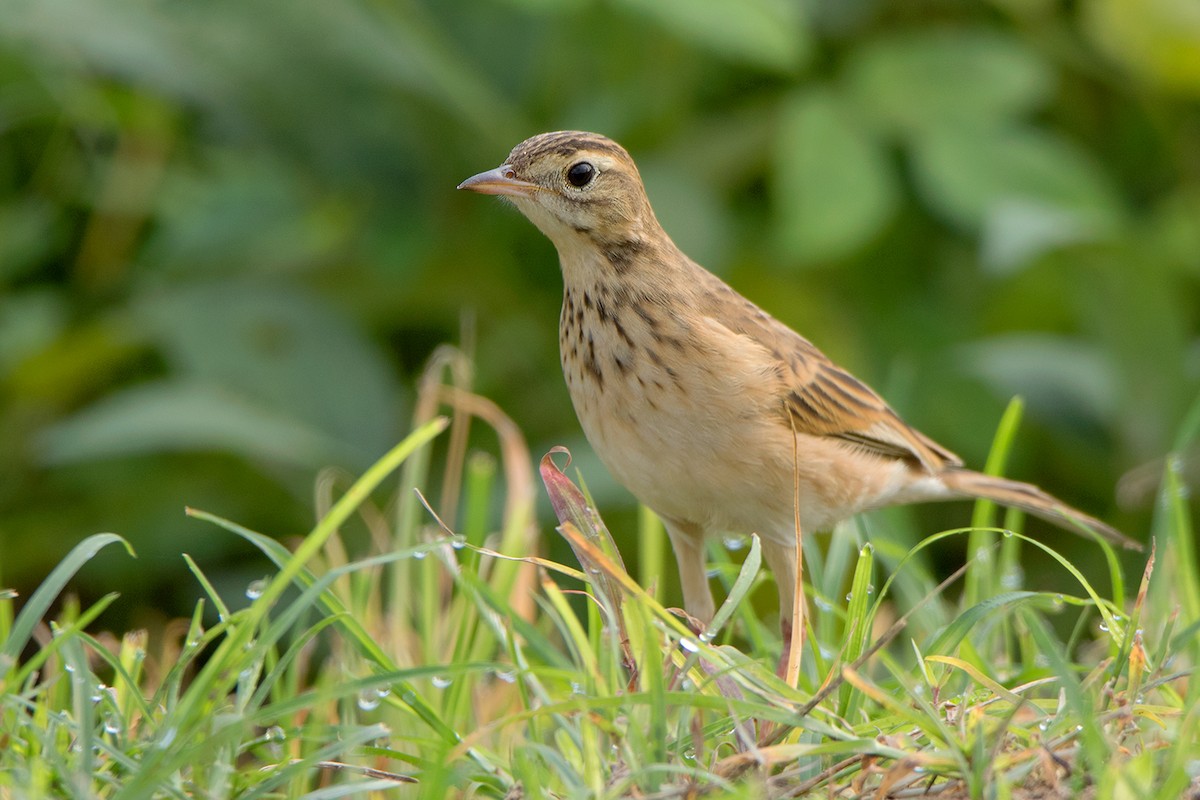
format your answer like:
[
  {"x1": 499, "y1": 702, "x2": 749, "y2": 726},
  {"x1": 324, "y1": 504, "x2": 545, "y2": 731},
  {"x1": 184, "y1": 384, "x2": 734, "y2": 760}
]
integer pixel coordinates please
[
  {"x1": 614, "y1": 0, "x2": 808, "y2": 73},
  {"x1": 910, "y1": 126, "x2": 1121, "y2": 234},
  {"x1": 134, "y1": 282, "x2": 403, "y2": 461},
  {"x1": 845, "y1": 28, "x2": 1053, "y2": 138},
  {"x1": 958, "y1": 334, "x2": 1118, "y2": 423},
  {"x1": 37, "y1": 380, "x2": 353, "y2": 468},
  {"x1": 773, "y1": 88, "x2": 898, "y2": 263}
]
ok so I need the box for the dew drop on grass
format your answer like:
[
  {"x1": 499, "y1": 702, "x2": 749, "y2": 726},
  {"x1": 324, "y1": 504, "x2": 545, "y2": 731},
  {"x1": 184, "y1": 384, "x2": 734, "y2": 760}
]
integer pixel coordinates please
[
  {"x1": 571, "y1": 682, "x2": 585, "y2": 695},
  {"x1": 357, "y1": 689, "x2": 381, "y2": 711},
  {"x1": 1001, "y1": 567, "x2": 1024, "y2": 589},
  {"x1": 1098, "y1": 622, "x2": 1109, "y2": 633},
  {"x1": 431, "y1": 676, "x2": 452, "y2": 689},
  {"x1": 722, "y1": 536, "x2": 746, "y2": 551},
  {"x1": 103, "y1": 713, "x2": 123, "y2": 736},
  {"x1": 1038, "y1": 720, "x2": 1049, "y2": 731},
  {"x1": 451, "y1": 539, "x2": 466, "y2": 550},
  {"x1": 494, "y1": 669, "x2": 517, "y2": 684},
  {"x1": 91, "y1": 685, "x2": 106, "y2": 703},
  {"x1": 679, "y1": 638, "x2": 700, "y2": 653},
  {"x1": 698, "y1": 630, "x2": 715, "y2": 644},
  {"x1": 814, "y1": 597, "x2": 833, "y2": 612},
  {"x1": 265, "y1": 725, "x2": 285, "y2": 742},
  {"x1": 375, "y1": 686, "x2": 391, "y2": 699},
  {"x1": 245, "y1": 578, "x2": 267, "y2": 600},
  {"x1": 866, "y1": 584, "x2": 875, "y2": 595},
  {"x1": 845, "y1": 593, "x2": 853, "y2": 602},
  {"x1": 1003, "y1": 529, "x2": 1014, "y2": 538}
]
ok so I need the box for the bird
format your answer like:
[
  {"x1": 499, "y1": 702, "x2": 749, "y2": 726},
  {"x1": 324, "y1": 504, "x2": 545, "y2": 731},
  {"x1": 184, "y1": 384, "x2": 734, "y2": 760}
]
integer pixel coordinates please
[{"x1": 458, "y1": 130, "x2": 1138, "y2": 640}]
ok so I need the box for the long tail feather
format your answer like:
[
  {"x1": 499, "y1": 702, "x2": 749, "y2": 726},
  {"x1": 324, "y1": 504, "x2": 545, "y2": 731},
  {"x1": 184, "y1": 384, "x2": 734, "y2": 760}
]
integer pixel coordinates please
[{"x1": 940, "y1": 469, "x2": 1141, "y2": 551}]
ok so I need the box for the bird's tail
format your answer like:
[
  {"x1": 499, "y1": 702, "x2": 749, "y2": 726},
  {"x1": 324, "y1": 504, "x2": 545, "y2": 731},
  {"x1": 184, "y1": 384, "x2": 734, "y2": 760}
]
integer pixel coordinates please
[{"x1": 939, "y1": 468, "x2": 1141, "y2": 551}]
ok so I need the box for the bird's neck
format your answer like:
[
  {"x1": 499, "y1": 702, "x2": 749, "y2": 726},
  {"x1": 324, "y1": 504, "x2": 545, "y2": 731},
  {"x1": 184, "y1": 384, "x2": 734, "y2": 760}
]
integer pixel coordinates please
[{"x1": 554, "y1": 221, "x2": 685, "y2": 295}]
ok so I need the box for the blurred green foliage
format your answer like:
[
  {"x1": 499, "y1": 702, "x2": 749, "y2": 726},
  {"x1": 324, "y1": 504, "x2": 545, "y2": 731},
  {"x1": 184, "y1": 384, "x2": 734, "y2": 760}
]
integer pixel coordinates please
[{"x1": 1, "y1": 0, "x2": 1197, "y2": 619}]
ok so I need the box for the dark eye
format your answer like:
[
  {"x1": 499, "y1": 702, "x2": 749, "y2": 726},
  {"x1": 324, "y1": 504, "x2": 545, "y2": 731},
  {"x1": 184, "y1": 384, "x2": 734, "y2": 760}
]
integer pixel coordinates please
[{"x1": 566, "y1": 161, "x2": 594, "y2": 188}]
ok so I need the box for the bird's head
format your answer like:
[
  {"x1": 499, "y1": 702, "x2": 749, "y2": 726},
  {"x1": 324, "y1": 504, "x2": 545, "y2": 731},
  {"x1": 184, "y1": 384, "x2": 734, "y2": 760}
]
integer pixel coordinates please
[{"x1": 458, "y1": 131, "x2": 661, "y2": 254}]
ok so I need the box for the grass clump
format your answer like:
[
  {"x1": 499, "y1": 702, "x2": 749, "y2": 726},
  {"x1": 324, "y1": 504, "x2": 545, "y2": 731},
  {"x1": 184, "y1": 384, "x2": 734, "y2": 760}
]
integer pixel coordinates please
[{"x1": 1, "y1": 357, "x2": 1197, "y2": 798}]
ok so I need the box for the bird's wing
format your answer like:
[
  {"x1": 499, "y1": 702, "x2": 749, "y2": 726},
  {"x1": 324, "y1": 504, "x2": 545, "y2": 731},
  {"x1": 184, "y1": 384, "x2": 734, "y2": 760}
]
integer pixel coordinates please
[
  {"x1": 780, "y1": 350, "x2": 962, "y2": 471},
  {"x1": 693, "y1": 268, "x2": 961, "y2": 472}
]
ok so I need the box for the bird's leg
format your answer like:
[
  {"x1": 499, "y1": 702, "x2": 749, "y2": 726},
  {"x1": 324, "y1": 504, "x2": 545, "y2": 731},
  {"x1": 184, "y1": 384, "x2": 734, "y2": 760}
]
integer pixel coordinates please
[
  {"x1": 662, "y1": 518, "x2": 715, "y2": 631},
  {"x1": 762, "y1": 538, "x2": 804, "y2": 683}
]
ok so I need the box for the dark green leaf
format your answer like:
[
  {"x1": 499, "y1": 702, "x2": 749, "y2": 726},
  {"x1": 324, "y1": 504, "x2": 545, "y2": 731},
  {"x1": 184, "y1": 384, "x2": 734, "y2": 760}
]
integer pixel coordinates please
[
  {"x1": 845, "y1": 28, "x2": 1052, "y2": 138},
  {"x1": 773, "y1": 88, "x2": 898, "y2": 263}
]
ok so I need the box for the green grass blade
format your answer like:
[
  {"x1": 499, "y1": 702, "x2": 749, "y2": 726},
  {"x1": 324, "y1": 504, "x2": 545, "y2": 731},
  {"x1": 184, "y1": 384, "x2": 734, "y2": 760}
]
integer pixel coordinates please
[{"x1": 1, "y1": 533, "x2": 133, "y2": 670}]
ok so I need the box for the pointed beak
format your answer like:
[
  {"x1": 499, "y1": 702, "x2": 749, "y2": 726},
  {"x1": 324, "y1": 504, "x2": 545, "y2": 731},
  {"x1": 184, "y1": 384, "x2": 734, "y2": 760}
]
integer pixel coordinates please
[{"x1": 457, "y1": 165, "x2": 540, "y2": 198}]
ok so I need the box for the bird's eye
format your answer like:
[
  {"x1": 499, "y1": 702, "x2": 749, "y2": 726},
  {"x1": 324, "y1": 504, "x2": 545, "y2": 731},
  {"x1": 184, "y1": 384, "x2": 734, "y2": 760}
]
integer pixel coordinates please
[{"x1": 566, "y1": 161, "x2": 594, "y2": 188}]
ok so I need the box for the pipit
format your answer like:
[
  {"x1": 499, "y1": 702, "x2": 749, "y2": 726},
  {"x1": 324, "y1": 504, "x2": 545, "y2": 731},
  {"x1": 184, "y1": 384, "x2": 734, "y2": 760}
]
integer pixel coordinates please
[{"x1": 459, "y1": 130, "x2": 1138, "y2": 636}]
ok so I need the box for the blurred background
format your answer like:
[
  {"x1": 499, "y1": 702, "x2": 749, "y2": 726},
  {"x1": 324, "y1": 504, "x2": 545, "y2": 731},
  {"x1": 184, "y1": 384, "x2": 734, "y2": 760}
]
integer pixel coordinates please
[{"x1": 1, "y1": 0, "x2": 1198, "y2": 626}]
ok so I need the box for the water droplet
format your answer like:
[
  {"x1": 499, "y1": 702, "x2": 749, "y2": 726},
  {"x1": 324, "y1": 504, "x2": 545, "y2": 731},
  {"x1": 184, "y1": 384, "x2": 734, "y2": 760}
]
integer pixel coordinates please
[
  {"x1": 1135, "y1": 693, "x2": 1145, "y2": 704},
  {"x1": 571, "y1": 682, "x2": 585, "y2": 695},
  {"x1": 265, "y1": 725, "x2": 285, "y2": 741},
  {"x1": 494, "y1": 669, "x2": 517, "y2": 684},
  {"x1": 103, "y1": 713, "x2": 123, "y2": 736},
  {"x1": 357, "y1": 689, "x2": 381, "y2": 711},
  {"x1": 1001, "y1": 567, "x2": 1024, "y2": 589},
  {"x1": 722, "y1": 536, "x2": 746, "y2": 551},
  {"x1": 1053, "y1": 594, "x2": 1064, "y2": 606},
  {"x1": 431, "y1": 675, "x2": 452, "y2": 689},
  {"x1": 705, "y1": 568, "x2": 722, "y2": 579},
  {"x1": 698, "y1": 630, "x2": 715, "y2": 644},
  {"x1": 679, "y1": 638, "x2": 700, "y2": 653},
  {"x1": 64, "y1": 663, "x2": 75, "y2": 673},
  {"x1": 814, "y1": 597, "x2": 833, "y2": 612},
  {"x1": 1075, "y1": 724, "x2": 1083, "y2": 732},
  {"x1": 1038, "y1": 720, "x2": 1049, "y2": 731},
  {"x1": 1098, "y1": 622, "x2": 1109, "y2": 633},
  {"x1": 866, "y1": 584, "x2": 875, "y2": 595},
  {"x1": 451, "y1": 539, "x2": 465, "y2": 550},
  {"x1": 375, "y1": 686, "x2": 391, "y2": 699},
  {"x1": 91, "y1": 685, "x2": 106, "y2": 703},
  {"x1": 1112, "y1": 614, "x2": 1122, "y2": 622},
  {"x1": 845, "y1": 592, "x2": 854, "y2": 601},
  {"x1": 913, "y1": 766, "x2": 925, "y2": 774},
  {"x1": 682, "y1": 748, "x2": 696, "y2": 761},
  {"x1": 246, "y1": 578, "x2": 267, "y2": 600},
  {"x1": 413, "y1": 550, "x2": 427, "y2": 560},
  {"x1": 157, "y1": 727, "x2": 178, "y2": 750},
  {"x1": 1002, "y1": 529, "x2": 1014, "y2": 538}
]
